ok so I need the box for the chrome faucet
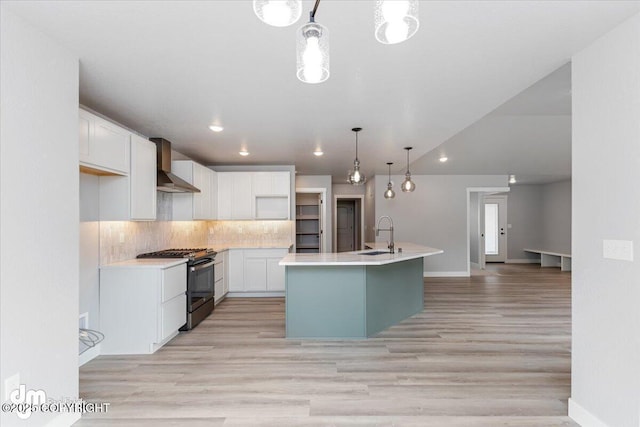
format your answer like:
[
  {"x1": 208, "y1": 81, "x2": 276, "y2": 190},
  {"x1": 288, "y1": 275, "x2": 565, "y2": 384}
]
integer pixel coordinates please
[{"x1": 375, "y1": 215, "x2": 395, "y2": 254}]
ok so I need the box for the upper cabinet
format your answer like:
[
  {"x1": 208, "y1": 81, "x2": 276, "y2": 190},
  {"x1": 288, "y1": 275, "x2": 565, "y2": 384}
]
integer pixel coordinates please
[
  {"x1": 99, "y1": 134, "x2": 157, "y2": 221},
  {"x1": 217, "y1": 172, "x2": 252, "y2": 220},
  {"x1": 79, "y1": 109, "x2": 130, "y2": 176},
  {"x1": 217, "y1": 171, "x2": 290, "y2": 220},
  {"x1": 172, "y1": 160, "x2": 217, "y2": 220}
]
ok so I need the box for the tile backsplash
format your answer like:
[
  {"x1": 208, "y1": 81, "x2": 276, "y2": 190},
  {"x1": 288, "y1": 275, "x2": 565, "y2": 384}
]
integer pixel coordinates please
[{"x1": 99, "y1": 220, "x2": 293, "y2": 265}]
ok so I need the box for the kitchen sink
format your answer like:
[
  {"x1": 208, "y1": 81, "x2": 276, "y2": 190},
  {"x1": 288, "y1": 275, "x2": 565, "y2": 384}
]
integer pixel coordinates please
[{"x1": 359, "y1": 250, "x2": 391, "y2": 255}]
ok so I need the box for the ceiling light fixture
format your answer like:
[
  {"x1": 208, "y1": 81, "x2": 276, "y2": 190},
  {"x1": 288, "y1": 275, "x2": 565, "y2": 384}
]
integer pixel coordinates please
[
  {"x1": 259, "y1": 0, "x2": 418, "y2": 83},
  {"x1": 253, "y1": 0, "x2": 302, "y2": 27},
  {"x1": 439, "y1": 156, "x2": 448, "y2": 163},
  {"x1": 239, "y1": 150, "x2": 250, "y2": 156},
  {"x1": 296, "y1": 0, "x2": 329, "y2": 84},
  {"x1": 209, "y1": 125, "x2": 224, "y2": 132},
  {"x1": 509, "y1": 174, "x2": 517, "y2": 184},
  {"x1": 401, "y1": 146, "x2": 416, "y2": 192},
  {"x1": 374, "y1": 0, "x2": 419, "y2": 45},
  {"x1": 347, "y1": 127, "x2": 366, "y2": 185},
  {"x1": 384, "y1": 162, "x2": 396, "y2": 199},
  {"x1": 313, "y1": 149, "x2": 324, "y2": 156}
]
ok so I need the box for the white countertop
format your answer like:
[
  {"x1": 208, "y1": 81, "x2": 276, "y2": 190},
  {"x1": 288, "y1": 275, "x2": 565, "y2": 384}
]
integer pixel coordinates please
[
  {"x1": 100, "y1": 258, "x2": 188, "y2": 269},
  {"x1": 279, "y1": 242, "x2": 443, "y2": 266}
]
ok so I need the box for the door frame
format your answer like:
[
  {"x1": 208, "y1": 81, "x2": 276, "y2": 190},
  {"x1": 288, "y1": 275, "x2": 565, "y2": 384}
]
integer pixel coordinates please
[
  {"x1": 466, "y1": 187, "x2": 509, "y2": 275},
  {"x1": 333, "y1": 195, "x2": 365, "y2": 253},
  {"x1": 295, "y1": 188, "x2": 327, "y2": 253}
]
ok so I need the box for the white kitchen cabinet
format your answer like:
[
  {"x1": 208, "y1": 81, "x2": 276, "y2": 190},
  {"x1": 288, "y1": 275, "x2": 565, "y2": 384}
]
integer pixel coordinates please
[
  {"x1": 100, "y1": 262, "x2": 187, "y2": 355},
  {"x1": 99, "y1": 133, "x2": 157, "y2": 221},
  {"x1": 227, "y1": 248, "x2": 288, "y2": 294},
  {"x1": 217, "y1": 171, "x2": 290, "y2": 220},
  {"x1": 217, "y1": 172, "x2": 253, "y2": 220},
  {"x1": 228, "y1": 249, "x2": 245, "y2": 293},
  {"x1": 214, "y1": 250, "x2": 228, "y2": 305},
  {"x1": 252, "y1": 171, "x2": 290, "y2": 196},
  {"x1": 253, "y1": 172, "x2": 290, "y2": 220},
  {"x1": 172, "y1": 160, "x2": 217, "y2": 220},
  {"x1": 79, "y1": 109, "x2": 130, "y2": 175}
]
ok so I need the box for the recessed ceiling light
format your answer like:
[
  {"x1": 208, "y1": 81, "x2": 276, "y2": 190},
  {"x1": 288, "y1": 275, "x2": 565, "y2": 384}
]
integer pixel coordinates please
[
  {"x1": 313, "y1": 150, "x2": 324, "y2": 156},
  {"x1": 209, "y1": 125, "x2": 224, "y2": 132},
  {"x1": 239, "y1": 150, "x2": 249, "y2": 156},
  {"x1": 439, "y1": 156, "x2": 448, "y2": 162}
]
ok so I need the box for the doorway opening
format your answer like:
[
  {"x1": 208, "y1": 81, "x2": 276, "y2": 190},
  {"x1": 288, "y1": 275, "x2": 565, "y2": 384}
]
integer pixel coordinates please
[
  {"x1": 467, "y1": 187, "x2": 510, "y2": 275},
  {"x1": 334, "y1": 196, "x2": 364, "y2": 252},
  {"x1": 295, "y1": 189, "x2": 327, "y2": 253}
]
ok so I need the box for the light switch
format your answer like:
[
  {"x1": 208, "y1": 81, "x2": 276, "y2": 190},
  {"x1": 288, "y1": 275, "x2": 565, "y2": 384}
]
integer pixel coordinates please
[{"x1": 603, "y1": 239, "x2": 634, "y2": 261}]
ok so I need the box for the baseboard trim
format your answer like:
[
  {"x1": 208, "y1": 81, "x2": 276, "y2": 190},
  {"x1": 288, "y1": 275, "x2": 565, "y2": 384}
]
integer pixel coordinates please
[
  {"x1": 568, "y1": 398, "x2": 610, "y2": 427},
  {"x1": 506, "y1": 259, "x2": 540, "y2": 264},
  {"x1": 424, "y1": 271, "x2": 470, "y2": 277},
  {"x1": 79, "y1": 343, "x2": 100, "y2": 366},
  {"x1": 44, "y1": 411, "x2": 81, "y2": 427},
  {"x1": 227, "y1": 291, "x2": 285, "y2": 298}
]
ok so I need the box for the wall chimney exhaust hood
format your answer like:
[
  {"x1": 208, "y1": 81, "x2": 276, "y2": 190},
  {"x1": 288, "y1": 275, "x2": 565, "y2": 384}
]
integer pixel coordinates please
[{"x1": 150, "y1": 138, "x2": 201, "y2": 193}]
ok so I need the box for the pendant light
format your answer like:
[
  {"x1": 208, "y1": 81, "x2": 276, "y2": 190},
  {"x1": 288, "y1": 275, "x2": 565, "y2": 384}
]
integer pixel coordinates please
[
  {"x1": 384, "y1": 162, "x2": 396, "y2": 199},
  {"x1": 296, "y1": 0, "x2": 329, "y2": 84},
  {"x1": 347, "y1": 127, "x2": 366, "y2": 185},
  {"x1": 401, "y1": 147, "x2": 415, "y2": 192},
  {"x1": 253, "y1": 0, "x2": 302, "y2": 27},
  {"x1": 374, "y1": 0, "x2": 419, "y2": 45}
]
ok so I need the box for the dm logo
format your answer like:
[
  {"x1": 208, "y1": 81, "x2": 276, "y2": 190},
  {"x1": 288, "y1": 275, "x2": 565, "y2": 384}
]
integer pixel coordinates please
[{"x1": 10, "y1": 384, "x2": 46, "y2": 419}]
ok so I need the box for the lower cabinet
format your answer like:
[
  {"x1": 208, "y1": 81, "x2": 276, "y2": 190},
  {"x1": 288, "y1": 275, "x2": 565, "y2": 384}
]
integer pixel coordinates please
[
  {"x1": 227, "y1": 248, "x2": 288, "y2": 294},
  {"x1": 214, "y1": 250, "x2": 229, "y2": 304},
  {"x1": 100, "y1": 262, "x2": 186, "y2": 354}
]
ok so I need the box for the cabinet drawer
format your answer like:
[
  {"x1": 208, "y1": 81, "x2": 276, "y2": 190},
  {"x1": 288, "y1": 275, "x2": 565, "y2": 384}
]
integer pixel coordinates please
[
  {"x1": 214, "y1": 263, "x2": 223, "y2": 282},
  {"x1": 161, "y1": 263, "x2": 187, "y2": 302},
  {"x1": 161, "y1": 294, "x2": 186, "y2": 341}
]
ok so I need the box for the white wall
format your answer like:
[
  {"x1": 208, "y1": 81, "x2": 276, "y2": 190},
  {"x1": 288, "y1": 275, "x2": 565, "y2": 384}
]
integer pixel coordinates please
[
  {"x1": 541, "y1": 180, "x2": 572, "y2": 254},
  {"x1": 506, "y1": 185, "x2": 544, "y2": 261},
  {"x1": 375, "y1": 175, "x2": 508, "y2": 275},
  {"x1": 570, "y1": 12, "x2": 640, "y2": 427},
  {"x1": 0, "y1": 8, "x2": 80, "y2": 427},
  {"x1": 296, "y1": 175, "x2": 333, "y2": 252}
]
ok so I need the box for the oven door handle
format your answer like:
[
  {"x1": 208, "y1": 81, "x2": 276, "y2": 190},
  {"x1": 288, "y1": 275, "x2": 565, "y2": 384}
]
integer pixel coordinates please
[{"x1": 190, "y1": 260, "x2": 214, "y2": 272}]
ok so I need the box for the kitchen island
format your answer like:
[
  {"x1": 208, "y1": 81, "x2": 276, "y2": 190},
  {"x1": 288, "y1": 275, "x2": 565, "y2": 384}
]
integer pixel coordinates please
[{"x1": 279, "y1": 243, "x2": 442, "y2": 339}]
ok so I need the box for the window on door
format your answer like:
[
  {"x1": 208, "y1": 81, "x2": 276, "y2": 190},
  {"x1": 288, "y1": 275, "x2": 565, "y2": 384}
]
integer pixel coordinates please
[{"x1": 485, "y1": 203, "x2": 499, "y2": 255}]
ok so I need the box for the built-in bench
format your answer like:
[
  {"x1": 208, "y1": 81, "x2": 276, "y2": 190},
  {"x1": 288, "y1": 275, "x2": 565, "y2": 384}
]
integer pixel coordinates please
[{"x1": 523, "y1": 248, "x2": 572, "y2": 272}]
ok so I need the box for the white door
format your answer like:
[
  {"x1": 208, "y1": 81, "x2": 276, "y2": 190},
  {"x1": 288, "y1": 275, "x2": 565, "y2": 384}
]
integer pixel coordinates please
[{"x1": 484, "y1": 196, "x2": 507, "y2": 262}]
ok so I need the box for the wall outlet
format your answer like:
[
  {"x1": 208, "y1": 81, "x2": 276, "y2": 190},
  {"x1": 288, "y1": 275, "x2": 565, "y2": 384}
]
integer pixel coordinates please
[
  {"x1": 237, "y1": 227, "x2": 243, "y2": 234},
  {"x1": 119, "y1": 232, "x2": 125, "y2": 243},
  {"x1": 209, "y1": 227, "x2": 214, "y2": 235},
  {"x1": 603, "y1": 239, "x2": 634, "y2": 261},
  {"x1": 4, "y1": 373, "x2": 20, "y2": 401}
]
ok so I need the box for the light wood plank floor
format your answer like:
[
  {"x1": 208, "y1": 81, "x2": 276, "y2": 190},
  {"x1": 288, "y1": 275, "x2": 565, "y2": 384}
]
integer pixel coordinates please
[{"x1": 76, "y1": 264, "x2": 576, "y2": 426}]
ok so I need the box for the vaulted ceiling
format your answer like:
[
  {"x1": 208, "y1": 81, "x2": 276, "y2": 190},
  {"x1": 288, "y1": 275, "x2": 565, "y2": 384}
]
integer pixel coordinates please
[{"x1": 6, "y1": 1, "x2": 640, "y2": 182}]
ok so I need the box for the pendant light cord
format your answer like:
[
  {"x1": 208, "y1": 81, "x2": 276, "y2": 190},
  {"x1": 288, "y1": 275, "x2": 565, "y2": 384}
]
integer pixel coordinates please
[
  {"x1": 406, "y1": 149, "x2": 410, "y2": 174},
  {"x1": 310, "y1": 0, "x2": 321, "y2": 22},
  {"x1": 355, "y1": 131, "x2": 359, "y2": 162}
]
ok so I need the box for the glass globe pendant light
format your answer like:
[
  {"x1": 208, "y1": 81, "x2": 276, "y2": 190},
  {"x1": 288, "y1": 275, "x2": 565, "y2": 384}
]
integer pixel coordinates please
[
  {"x1": 401, "y1": 147, "x2": 416, "y2": 192},
  {"x1": 347, "y1": 127, "x2": 366, "y2": 185},
  {"x1": 384, "y1": 162, "x2": 395, "y2": 199},
  {"x1": 296, "y1": 0, "x2": 329, "y2": 84},
  {"x1": 374, "y1": 0, "x2": 419, "y2": 45},
  {"x1": 253, "y1": 0, "x2": 302, "y2": 27}
]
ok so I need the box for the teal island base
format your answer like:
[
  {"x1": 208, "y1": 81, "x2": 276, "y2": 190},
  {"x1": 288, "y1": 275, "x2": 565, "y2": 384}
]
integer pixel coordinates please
[{"x1": 285, "y1": 257, "x2": 424, "y2": 339}]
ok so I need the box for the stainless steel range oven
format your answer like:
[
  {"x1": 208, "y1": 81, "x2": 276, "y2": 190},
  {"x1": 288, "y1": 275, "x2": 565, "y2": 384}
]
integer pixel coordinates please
[{"x1": 137, "y1": 248, "x2": 217, "y2": 330}]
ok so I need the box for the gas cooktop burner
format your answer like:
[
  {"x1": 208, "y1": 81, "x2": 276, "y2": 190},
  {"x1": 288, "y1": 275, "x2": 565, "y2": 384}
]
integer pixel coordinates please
[{"x1": 137, "y1": 248, "x2": 216, "y2": 260}]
